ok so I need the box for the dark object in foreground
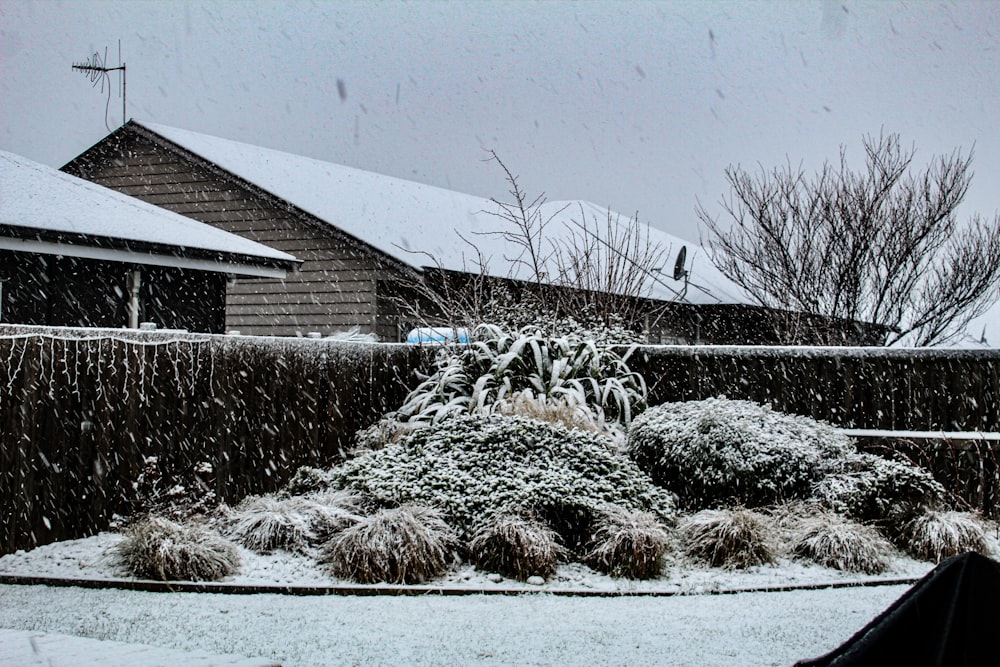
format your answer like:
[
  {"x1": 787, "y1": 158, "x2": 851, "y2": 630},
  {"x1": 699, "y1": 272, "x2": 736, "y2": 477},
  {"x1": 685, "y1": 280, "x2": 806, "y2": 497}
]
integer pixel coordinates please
[{"x1": 795, "y1": 551, "x2": 999, "y2": 666}]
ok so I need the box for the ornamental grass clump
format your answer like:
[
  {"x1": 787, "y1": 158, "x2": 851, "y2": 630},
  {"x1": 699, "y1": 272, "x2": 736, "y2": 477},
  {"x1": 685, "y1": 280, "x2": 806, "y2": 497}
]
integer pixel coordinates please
[
  {"x1": 321, "y1": 505, "x2": 459, "y2": 584},
  {"x1": 584, "y1": 507, "x2": 670, "y2": 579},
  {"x1": 469, "y1": 512, "x2": 566, "y2": 581},
  {"x1": 227, "y1": 492, "x2": 364, "y2": 553},
  {"x1": 491, "y1": 390, "x2": 608, "y2": 438},
  {"x1": 680, "y1": 509, "x2": 775, "y2": 569},
  {"x1": 628, "y1": 398, "x2": 854, "y2": 510},
  {"x1": 394, "y1": 324, "x2": 646, "y2": 430},
  {"x1": 333, "y1": 413, "x2": 674, "y2": 543},
  {"x1": 898, "y1": 511, "x2": 991, "y2": 563},
  {"x1": 226, "y1": 495, "x2": 318, "y2": 553},
  {"x1": 791, "y1": 514, "x2": 891, "y2": 574},
  {"x1": 812, "y1": 452, "x2": 947, "y2": 525},
  {"x1": 113, "y1": 516, "x2": 239, "y2": 582}
]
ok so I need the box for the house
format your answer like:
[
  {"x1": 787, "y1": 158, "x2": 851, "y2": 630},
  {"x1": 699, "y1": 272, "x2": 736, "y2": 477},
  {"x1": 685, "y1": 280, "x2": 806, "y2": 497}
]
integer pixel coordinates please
[
  {"x1": 61, "y1": 121, "x2": 880, "y2": 344},
  {"x1": 0, "y1": 150, "x2": 299, "y2": 333}
]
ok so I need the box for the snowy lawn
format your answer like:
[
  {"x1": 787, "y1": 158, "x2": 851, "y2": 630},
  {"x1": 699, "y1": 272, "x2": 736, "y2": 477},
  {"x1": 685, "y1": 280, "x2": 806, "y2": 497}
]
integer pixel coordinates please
[
  {"x1": 4, "y1": 532, "x2": 993, "y2": 666},
  {"x1": 0, "y1": 580, "x2": 913, "y2": 666}
]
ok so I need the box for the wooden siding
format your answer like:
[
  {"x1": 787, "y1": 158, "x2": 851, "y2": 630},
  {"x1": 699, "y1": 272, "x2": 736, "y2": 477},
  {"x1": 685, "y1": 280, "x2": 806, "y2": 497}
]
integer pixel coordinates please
[{"x1": 65, "y1": 133, "x2": 395, "y2": 338}]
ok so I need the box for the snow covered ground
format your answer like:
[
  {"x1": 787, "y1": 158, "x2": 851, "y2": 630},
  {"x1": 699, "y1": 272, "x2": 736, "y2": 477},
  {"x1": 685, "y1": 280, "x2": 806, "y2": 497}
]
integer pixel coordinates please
[{"x1": 4, "y1": 532, "x2": 995, "y2": 666}]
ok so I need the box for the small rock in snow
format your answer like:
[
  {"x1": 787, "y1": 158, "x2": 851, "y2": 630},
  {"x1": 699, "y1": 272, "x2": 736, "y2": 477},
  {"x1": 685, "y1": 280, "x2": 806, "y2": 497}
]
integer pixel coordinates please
[
  {"x1": 526, "y1": 576, "x2": 545, "y2": 586},
  {"x1": 486, "y1": 573, "x2": 503, "y2": 583}
]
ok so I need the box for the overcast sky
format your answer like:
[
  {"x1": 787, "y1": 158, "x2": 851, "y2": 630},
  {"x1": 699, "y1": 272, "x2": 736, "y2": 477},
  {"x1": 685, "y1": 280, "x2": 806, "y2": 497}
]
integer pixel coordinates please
[{"x1": 2, "y1": 0, "x2": 999, "y2": 339}]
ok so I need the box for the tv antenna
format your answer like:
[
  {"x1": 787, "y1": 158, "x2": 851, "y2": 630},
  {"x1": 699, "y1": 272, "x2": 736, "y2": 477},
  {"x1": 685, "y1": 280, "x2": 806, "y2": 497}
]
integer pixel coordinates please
[{"x1": 72, "y1": 41, "x2": 126, "y2": 132}]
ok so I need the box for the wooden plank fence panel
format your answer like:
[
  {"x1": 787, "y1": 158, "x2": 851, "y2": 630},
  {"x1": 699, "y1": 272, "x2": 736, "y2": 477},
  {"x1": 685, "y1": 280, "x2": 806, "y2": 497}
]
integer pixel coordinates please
[{"x1": 2, "y1": 334, "x2": 998, "y2": 555}]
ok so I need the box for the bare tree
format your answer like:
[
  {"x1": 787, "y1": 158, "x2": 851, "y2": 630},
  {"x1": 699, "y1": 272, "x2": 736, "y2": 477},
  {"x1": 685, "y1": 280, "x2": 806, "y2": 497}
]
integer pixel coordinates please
[
  {"x1": 391, "y1": 152, "x2": 673, "y2": 341},
  {"x1": 698, "y1": 133, "x2": 1000, "y2": 346}
]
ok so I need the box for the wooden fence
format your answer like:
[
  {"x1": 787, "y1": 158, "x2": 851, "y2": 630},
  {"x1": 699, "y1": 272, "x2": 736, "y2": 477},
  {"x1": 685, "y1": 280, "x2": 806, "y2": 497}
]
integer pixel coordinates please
[
  {"x1": 0, "y1": 329, "x2": 431, "y2": 555},
  {"x1": 2, "y1": 328, "x2": 997, "y2": 555},
  {"x1": 635, "y1": 345, "x2": 999, "y2": 432}
]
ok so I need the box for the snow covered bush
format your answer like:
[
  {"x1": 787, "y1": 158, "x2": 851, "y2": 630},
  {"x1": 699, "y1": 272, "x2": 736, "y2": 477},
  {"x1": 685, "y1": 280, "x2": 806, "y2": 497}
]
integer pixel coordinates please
[
  {"x1": 680, "y1": 509, "x2": 775, "y2": 569},
  {"x1": 897, "y1": 511, "x2": 991, "y2": 563},
  {"x1": 332, "y1": 413, "x2": 675, "y2": 544},
  {"x1": 113, "y1": 516, "x2": 239, "y2": 582},
  {"x1": 393, "y1": 324, "x2": 646, "y2": 430},
  {"x1": 584, "y1": 507, "x2": 670, "y2": 579},
  {"x1": 628, "y1": 398, "x2": 854, "y2": 510},
  {"x1": 791, "y1": 514, "x2": 891, "y2": 574},
  {"x1": 469, "y1": 512, "x2": 566, "y2": 581},
  {"x1": 351, "y1": 418, "x2": 427, "y2": 456},
  {"x1": 320, "y1": 505, "x2": 459, "y2": 584},
  {"x1": 278, "y1": 466, "x2": 336, "y2": 498},
  {"x1": 128, "y1": 456, "x2": 219, "y2": 521},
  {"x1": 812, "y1": 452, "x2": 947, "y2": 525},
  {"x1": 226, "y1": 492, "x2": 362, "y2": 553}
]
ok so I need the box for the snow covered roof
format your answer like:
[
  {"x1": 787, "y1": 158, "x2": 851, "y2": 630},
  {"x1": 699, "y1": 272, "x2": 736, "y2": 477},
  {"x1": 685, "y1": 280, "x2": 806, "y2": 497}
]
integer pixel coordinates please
[
  {"x1": 0, "y1": 149, "x2": 298, "y2": 278},
  {"x1": 135, "y1": 121, "x2": 751, "y2": 305}
]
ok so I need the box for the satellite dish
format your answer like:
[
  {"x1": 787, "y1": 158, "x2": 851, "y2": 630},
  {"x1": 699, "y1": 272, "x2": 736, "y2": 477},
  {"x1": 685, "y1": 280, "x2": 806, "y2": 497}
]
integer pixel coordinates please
[{"x1": 673, "y1": 245, "x2": 689, "y2": 281}]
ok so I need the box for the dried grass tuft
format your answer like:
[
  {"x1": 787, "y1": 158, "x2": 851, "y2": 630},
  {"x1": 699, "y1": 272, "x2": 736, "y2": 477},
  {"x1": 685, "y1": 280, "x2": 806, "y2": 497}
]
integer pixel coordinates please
[
  {"x1": 584, "y1": 508, "x2": 670, "y2": 579},
  {"x1": 792, "y1": 514, "x2": 891, "y2": 574},
  {"x1": 321, "y1": 505, "x2": 459, "y2": 584},
  {"x1": 226, "y1": 495, "x2": 317, "y2": 553},
  {"x1": 227, "y1": 492, "x2": 365, "y2": 554},
  {"x1": 113, "y1": 516, "x2": 239, "y2": 582},
  {"x1": 469, "y1": 513, "x2": 566, "y2": 581},
  {"x1": 304, "y1": 490, "x2": 366, "y2": 542},
  {"x1": 899, "y1": 511, "x2": 991, "y2": 563},
  {"x1": 491, "y1": 391, "x2": 608, "y2": 437},
  {"x1": 680, "y1": 509, "x2": 775, "y2": 569}
]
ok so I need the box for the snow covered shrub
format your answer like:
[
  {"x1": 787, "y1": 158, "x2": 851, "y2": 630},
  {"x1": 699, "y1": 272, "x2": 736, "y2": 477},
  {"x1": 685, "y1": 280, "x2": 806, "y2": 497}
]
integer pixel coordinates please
[
  {"x1": 113, "y1": 516, "x2": 239, "y2": 582},
  {"x1": 394, "y1": 324, "x2": 646, "y2": 430},
  {"x1": 469, "y1": 512, "x2": 566, "y2": 581},
  {"x1": 680, "y1": 509, "x2": 775, "y2": 569},
  {"x1": 812, "y1": 452, "x2": 947, "y2": 525},
  {"x1": 128, "y1": 456, "x2": 219, "y2": 521},
  {"x1": 791, "y1": 514, "x2": 891, "y2": 574},
  {"x1": 278, "y1": 466, "x2": 336, "y2": 497},
  {"x1": 628, "y1": 398, "x2": 854, "y2": 510},
  {"x1": 584, "y1": 507, "x2": 670, "y2": 579},
  {"x1": 351, "y1": 418, "x2": 427, "y2": 456},
  {"x1": 227, "y1": 492, "x2": 363, "y2": 553},
  {"x1": 898, "y1": 511, "x2": 991, "y2": 563},
  {"x1": 479, "y1": 295, "x2": 647, "y2": 346},
  {"x1": 320, "y1": 505, "x2": 459, "y2": 584},
  {"x1": 333, "y1": 414, "x2": 674, "y2": 543}
]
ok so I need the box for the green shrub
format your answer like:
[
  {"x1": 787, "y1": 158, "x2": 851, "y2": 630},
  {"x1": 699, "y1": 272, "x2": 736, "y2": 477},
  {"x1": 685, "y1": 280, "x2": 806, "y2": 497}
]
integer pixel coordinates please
[
  {"x1": 469, "y1": 512, "x2": 566, "y2": 581},
  {"x1": 791, "y1": 514, "x2": 891, "y2": 574},
  {"x1": 320, "y1": 505, "x2": 459, "y2": 584},
  {"x1": 333, "y1": 413, "x2": 675, "y2": 543},
  {"x1": 812, "y1": 452, "x2": 947, "y2": 525},
  {"x1": 394, "y1": 324, "x2": 646, "y2": 430},
  {"x1": 898, "y1": 511, "x2": 991, "y2": 563},
  {"x1": 113, "y1": 516, "x2": 239, "y2": 582},
  {"x1": 584, "y1": 508, "x2": 670, "y2": 579},
  {"x1": 680, "y1": 509, "x2": 775, "y2": 569},
  {"x1": 628, "y1": 398, "x2": 854, "y2": 510}
]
